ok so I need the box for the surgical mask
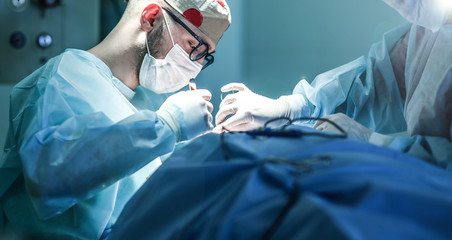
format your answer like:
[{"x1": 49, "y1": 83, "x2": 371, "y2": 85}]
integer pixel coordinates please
[{"x1": 139, "y1": 12, "x2": 202, "y2": 94}]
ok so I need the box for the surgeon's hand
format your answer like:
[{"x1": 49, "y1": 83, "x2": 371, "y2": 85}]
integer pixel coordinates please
[
  {"x1": 314, "y1": 113, "x2": 373, "y2": 141},
  {"x1": 157, "y1": 89, "x2": 213, "y2": 141},
  {"x1": 214, "y1": 83, "x2": 291, "y2": 133}
]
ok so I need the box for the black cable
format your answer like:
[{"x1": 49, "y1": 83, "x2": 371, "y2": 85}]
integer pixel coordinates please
[
  {"x1": 220, "y1": 132, "x2": 231, "y2": 161},
  {"x1": 265, "y1": 116, "x2": 347, "y2": 136},
  {"x1": 263, "y1": 117, "x2": 292, "y2": 128},
  {"x1": 263, "y1": 158, "x2": 313, "y2": 172},
  {"x1": 293, "y1": 117, "x2": 347, "y2": 135},
  {"x1": 262, "y1": 181, "x2": 299, "y2": 240}
]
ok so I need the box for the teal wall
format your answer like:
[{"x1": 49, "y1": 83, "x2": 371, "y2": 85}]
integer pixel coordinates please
[{"x1": 241, "y1": 0, "x2": 406, "y2": 99}]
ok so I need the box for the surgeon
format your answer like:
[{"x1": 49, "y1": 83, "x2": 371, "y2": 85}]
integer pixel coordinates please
[
  {"x1": 215, "y1": 0, "x2": 451, "y2": 169},
  {"x1": 0, "y1": 0, "x2": 231, "y2": 239}
]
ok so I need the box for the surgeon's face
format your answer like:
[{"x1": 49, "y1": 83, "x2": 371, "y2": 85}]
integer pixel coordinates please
[{"x1": 148, "y1": 9, "x2": 216, "y2": 65}]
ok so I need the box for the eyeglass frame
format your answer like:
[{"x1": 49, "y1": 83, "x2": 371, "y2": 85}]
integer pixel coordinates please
[{"x1": 162, "y1": 7, "x2": 214, "y2": 70}]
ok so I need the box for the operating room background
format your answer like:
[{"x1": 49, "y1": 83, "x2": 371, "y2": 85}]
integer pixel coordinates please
[{"x1": 0, "y1": 0, "x2": 406, "y2": 158}]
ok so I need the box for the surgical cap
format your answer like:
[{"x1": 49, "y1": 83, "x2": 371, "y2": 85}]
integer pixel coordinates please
[{"x1": 164, "y1": 0, "x2": 232, "y2": 45}]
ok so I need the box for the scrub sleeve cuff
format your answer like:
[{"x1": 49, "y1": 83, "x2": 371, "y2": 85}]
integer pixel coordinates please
[
  {"x1": 156, "y1": 109, "x2": 182, "y2": 142},
  {"x1": 279, "y1": 94, "x2": 312, "y2": 120}
]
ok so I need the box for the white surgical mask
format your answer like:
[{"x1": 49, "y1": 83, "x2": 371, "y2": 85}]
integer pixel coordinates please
[{"x1": 139, "y1": 12, "x2": 202, "y2": 94}]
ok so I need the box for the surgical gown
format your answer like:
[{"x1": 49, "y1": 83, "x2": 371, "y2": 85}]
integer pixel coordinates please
[
  {"x1": 293, "y1": 23, "x2": 452, "y2": 169},
  {"x1": 0, "y1": 49, "x2": 176, "y2": 239}
]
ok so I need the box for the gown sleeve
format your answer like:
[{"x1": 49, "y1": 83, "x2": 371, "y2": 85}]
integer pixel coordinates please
[
  {"x1": 292, "y1": 23, "x2": 452, "y2": 169},
  {"x1": 12, "y1": 53, "x2": 178, "y2": 220}
]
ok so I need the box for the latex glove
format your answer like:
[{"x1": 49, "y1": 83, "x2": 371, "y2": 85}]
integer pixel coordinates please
[
  {"x1": 314, "y1": 113, "x2": 373, "y2": 141},
  {"x1": 157, "y1": 89, "x2": 213, "y2": 141},
  {"x1": 213, "y1": 83, "x2": 292, "y2": 133}
]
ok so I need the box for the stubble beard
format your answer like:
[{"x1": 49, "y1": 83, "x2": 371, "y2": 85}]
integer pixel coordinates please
[{"x1": 135, "y1": 21, "x2": 165, "y2": 79}]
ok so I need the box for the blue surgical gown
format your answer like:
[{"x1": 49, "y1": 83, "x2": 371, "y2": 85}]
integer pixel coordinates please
[
  {"x1": 292, "y1": 23, "x2": 452, "y2": 169},
  {"x1": 0, "y1": 49, "x2": 176, "y2": 239}
]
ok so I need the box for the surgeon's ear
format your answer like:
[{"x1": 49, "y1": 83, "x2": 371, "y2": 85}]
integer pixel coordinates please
[{"x1": 141, "y1": 4, "x2": 161, "y2": 32}]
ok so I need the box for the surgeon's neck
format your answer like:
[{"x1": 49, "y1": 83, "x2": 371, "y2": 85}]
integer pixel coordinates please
[{"x1": 88, "y1": 21, "x2": 145, "y2": 91}]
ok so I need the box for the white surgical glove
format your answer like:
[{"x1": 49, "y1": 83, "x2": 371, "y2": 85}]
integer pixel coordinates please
[
  {"x1": 214, "y1": 83, "x2": 305, "y2": 133},
  {"x1": 157, "y1": 89, "x2": 213, "y2": 141},
  {"x1": 314, "y1": 113, "x2": 373, "y2": 141}
]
